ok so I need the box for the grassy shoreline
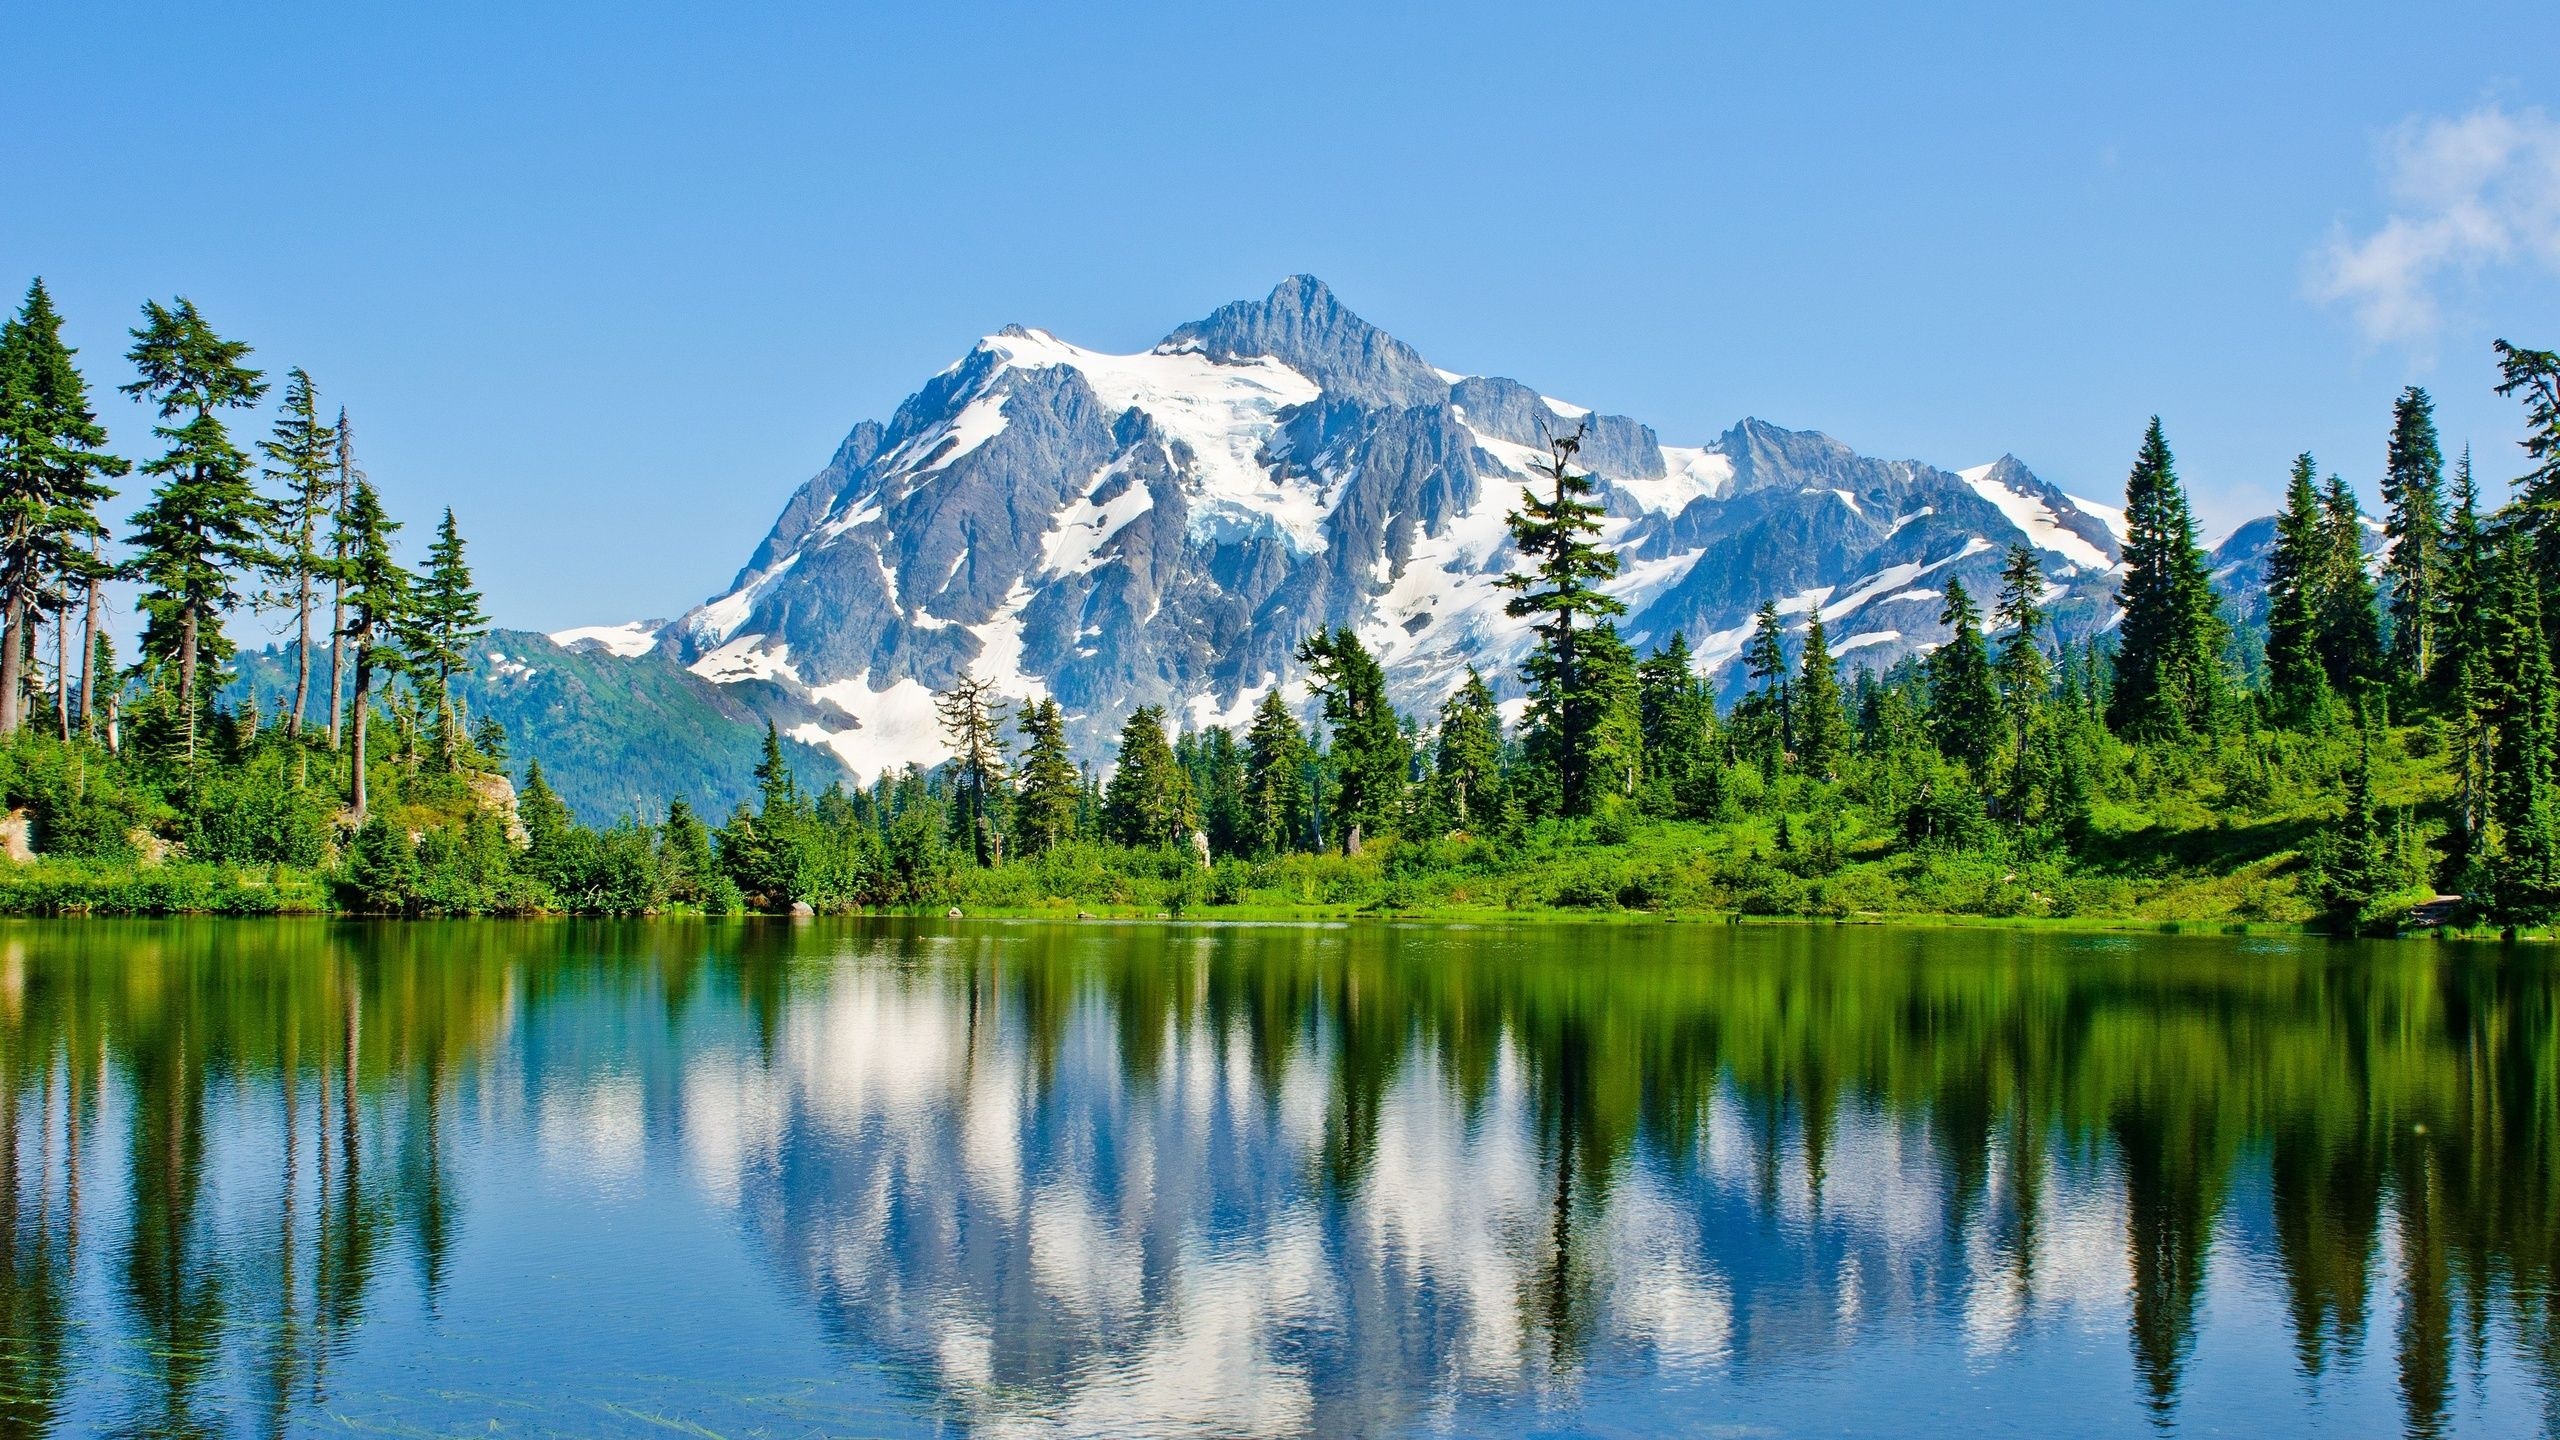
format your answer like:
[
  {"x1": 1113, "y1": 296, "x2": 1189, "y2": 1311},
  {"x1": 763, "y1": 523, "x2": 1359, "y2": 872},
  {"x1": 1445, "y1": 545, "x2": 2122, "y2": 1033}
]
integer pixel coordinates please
[{"x1": 0, "y1": 858, "x2": 2512, "y2": 941}]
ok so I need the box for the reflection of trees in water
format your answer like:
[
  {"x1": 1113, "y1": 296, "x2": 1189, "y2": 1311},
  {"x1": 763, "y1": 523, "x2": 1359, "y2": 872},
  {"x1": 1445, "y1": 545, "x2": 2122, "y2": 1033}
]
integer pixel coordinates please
[
  {"x1": 2, "y1": 922, "x2": 2560, "y2": 1435},
  {"x1": 0, "y1": 923, "x2": 518, "y2": 1436},
  {"x1": 698, "y1": 925, "x2": 2560, "y2": 1435}
]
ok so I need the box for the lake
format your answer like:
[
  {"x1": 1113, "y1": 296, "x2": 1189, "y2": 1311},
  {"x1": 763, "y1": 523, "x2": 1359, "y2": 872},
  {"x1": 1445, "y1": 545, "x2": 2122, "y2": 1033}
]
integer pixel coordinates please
[{"x1": 0, "y1": 919, "x2": 2553, "y2": 1437}]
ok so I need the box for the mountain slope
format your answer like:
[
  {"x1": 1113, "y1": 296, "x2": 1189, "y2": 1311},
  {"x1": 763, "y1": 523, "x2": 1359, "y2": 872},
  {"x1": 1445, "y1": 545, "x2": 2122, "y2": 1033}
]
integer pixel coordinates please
[
  {"x1": 225, "y1": 632, "x2": 850, "y2": 824},
  {"x1": 582, "y1": 277, "x2": 2140, "y2": 776}
]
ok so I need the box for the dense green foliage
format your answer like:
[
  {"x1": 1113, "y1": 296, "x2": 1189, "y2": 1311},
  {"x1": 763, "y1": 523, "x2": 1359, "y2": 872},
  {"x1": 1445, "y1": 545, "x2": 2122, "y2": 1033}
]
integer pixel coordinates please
[{"x1": 6, "y1": 274, "x2": 2559, "y2": 932}]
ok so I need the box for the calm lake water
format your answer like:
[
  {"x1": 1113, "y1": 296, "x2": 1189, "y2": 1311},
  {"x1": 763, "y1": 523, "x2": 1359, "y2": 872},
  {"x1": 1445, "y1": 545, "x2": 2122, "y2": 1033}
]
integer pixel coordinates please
[{"x1": 0, "y1": 920, "x2": 2555, "y2": 1437}]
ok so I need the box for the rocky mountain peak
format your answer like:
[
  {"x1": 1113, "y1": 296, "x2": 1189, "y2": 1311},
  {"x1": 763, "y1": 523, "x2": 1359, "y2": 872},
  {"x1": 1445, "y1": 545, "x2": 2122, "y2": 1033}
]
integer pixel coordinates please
[
  {"x1": 581, "y1": 280, "x2": 2164, "y2": 785},
  {"x1": 1158, "y1": 275, "x2": 1449, "y2": 411}
]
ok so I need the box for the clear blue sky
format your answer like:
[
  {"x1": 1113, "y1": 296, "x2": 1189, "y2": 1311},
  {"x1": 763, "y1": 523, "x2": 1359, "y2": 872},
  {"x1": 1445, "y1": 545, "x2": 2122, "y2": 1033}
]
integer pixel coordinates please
[{"x1": 4, "y1": 3, "x2": 2555, "y2": 632}]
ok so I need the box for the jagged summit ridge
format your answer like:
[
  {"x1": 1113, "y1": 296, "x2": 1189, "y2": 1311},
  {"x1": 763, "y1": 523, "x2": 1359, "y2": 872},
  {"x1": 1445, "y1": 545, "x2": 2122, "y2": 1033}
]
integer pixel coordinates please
[{"x1": 616, "y1": 278, "x2": 2135, "y2": 776}]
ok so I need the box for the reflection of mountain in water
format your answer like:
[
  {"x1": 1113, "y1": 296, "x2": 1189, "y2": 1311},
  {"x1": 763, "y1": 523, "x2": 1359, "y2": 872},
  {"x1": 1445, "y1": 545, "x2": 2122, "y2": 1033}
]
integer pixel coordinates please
[
  {"x1": 5, "y1": 921, "x2": 2560, "y2": 1436},
  {"x1": 656, "y1": 924, "x2": 2556, "y2": 1436}
]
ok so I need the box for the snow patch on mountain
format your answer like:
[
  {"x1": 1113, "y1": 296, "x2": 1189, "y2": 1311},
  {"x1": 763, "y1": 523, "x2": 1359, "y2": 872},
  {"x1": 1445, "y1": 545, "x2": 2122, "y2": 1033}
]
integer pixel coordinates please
[
  {"x1": 983, "y1": 327, "x2": 1326, "y2": 551},
  {"x1": 550, "y1": 621, "x2": 662, "y2": 658},
  {"x1": 1959, "y1": 465, "x2": 2113, "y2": 572},
  {"x1": 798, "y1": 673, "x2": 951, "y2": 775},
  {"x1": 2065, "y1": 494, "x2": 2129, "y2": 544},
  {"x1": 692, "y1": 635, "x2": 798, "y2": 685},
  {"x1": 1638, "y1": 447, "x2": 1734, "y2": 513}
]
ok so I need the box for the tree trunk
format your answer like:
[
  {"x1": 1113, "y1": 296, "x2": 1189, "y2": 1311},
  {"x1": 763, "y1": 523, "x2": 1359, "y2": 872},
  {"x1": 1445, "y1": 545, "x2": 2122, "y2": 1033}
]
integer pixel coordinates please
[
  {"x1": 79, "y1": 542, "x2": 100, "y2": 741},
  {"x1": 178, "y1": 605, "x2": 199, "y2": 764},
  {"x1": 0, "y1": 591, "x2": 24, "y2": 737},
  {"x1": 350, "y1": 661, "x2": 370, "y2": 822},
  {"x1": 327, "y1": 588, "x2": 345, "y2": 751},
  {"x1": 291, "y1": 568, "x2": 313, "y2": 740},
  {"x1": 53, "y1": 608, "x2": 68, "y2": 740}
]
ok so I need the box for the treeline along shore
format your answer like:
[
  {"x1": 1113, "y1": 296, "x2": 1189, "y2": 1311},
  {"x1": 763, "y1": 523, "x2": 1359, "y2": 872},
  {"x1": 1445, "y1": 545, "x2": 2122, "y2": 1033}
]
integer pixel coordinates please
[{"x1": 3, "y1": 276, "x2": 2558, "y2": 930}]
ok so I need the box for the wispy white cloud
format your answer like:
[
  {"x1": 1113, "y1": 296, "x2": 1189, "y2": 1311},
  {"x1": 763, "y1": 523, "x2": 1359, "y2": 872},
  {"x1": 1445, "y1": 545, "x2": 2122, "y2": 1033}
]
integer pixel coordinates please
[{"x1": 2311, "y1": 105, "x2": 2560, "y2": 343}]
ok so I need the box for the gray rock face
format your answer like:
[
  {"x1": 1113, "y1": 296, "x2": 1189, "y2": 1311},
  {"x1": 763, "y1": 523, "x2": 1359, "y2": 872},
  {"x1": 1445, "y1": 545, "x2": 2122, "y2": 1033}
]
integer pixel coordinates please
[
  {"x1": 1160, "y1": 275, "x2": 1449, "y2": 411},
  {"x1": 637, "y1": 277, "x2": 2153, "y2": 775}
]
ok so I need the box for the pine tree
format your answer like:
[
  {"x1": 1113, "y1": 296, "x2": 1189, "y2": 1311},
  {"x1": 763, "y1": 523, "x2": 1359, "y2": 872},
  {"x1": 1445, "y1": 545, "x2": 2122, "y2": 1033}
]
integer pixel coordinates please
[
  {"x1": 326, "y1": 410, "x2": 357, "y2": 750},
  {"x1": 1740, "y1": 599, "x2": 1792, "y2": 753},
  {"x1": 752, "y1": 719, "x2": 798, "y2": 813},
  {"x1": 1637, "y1": 636, "x2": 1718, "y2": 813},
  {"x1": 335, "y1": 477, "x2": 408, "y2": 822},
  {"x1": 1297, "y1": 627, "x2": 1405, "y2": 850},
  {"x1": 2439, "y1": 450, "x2": 2491, "y2": 858},
  {"x1": 1104, "y1": 705, "x2": 1191, "y2": 849},
  {"x1": 1011, "y1": 698, "x2": 1081, "y2": 858},
  {"x1": 2481, "y1": 536, "x2": 2560, "y2": 930},
  {"x1": 2264, "y1": 453, "x2": 2333, "y2": 725},
  {"x1": 2316, "y1": 473, "x2": 2380, "y2": 695},
  {"x1": 660, "y1": 797, "x2": 721, "y2": 908},
  {"x1": 1992, "y1": 542, "x2": 2051, "y2": 750},
  {"x1": 1496, "y1": 424, "x2": 1627, "y2": 817},
  {"x1": 1243, "y1": 689, "x2": 1313, "y2": 856},
  {"x1": 119, "y1": 298, "x2": 270, "y2": 763},
  {"x1": 1433, "y1": 667, "x2": 1505, "y2": 834},
  {"x1": 1794, "y1": 611, "x2": 1848, "y2": 780},
  {"x1": 256, "y1": 367, "x2": 338, "y2": 739},
  {"x1": 2381, "y1": 386, "x2": 2445, "y2": 687},
  {"x1": 2109, "y1": 418, "x2": 2224, "y2": 739},
  {"x1": 517, "y1": 759, "x2": 575, "y2": 871},
  {"x1": 2496, "y1": 340, "x2": 2560, "y2": 513},
  {"x1": 0, "y1": 280, "x2": 123, "y2": 738},
  {"x1": 1577, "y1": 622, "x2": 1645, "y2": 807},
  {"x1": 471, "y1": 713, "x2": 508, "y2": 764},
  {"x1": 2496, "y1": 340, "x2": 2560, "y2": 645},
  {"x1": 405, "y1": 508, "x2": 487, "y2": 765},
  {"x1": 2314, "y1": 719, "x2": 2390, "y2": 933},
  {"x1": 1927, "y1": 577, "x2": 2001, "y2": 777},
  {"x1": 1181, "y1": 725, "x2": 1247, "y2": 858},
  {"x1": 933, "y1": 670, "x2": 1009, "y2": 866}
]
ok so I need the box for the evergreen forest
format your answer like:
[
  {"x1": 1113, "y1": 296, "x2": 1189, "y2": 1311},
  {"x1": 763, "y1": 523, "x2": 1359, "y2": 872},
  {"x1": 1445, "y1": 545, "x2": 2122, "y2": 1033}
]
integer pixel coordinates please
[{"x1": 6, "y1": 276, "x2": 2560, "y2": 934}]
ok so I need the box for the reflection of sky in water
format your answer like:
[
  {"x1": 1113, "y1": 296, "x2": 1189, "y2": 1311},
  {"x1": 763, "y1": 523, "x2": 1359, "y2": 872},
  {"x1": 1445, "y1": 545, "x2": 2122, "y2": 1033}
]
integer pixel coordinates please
[{"x1": 0, "y1": 921, "x2": 2552, "y2": 1436}]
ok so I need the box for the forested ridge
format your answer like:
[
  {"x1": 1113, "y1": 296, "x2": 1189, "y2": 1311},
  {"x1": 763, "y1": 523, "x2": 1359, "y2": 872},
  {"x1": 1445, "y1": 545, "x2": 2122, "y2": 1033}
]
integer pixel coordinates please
[{"x1": 4, "y1": 276, "x2": 2557, "y2": 930}]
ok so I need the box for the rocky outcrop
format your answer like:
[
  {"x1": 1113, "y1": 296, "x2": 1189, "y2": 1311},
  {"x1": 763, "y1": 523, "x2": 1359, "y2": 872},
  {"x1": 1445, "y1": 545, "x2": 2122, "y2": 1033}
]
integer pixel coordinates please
[{"x1": 468, "y1": 770, "x2": 530, "y2": 846}]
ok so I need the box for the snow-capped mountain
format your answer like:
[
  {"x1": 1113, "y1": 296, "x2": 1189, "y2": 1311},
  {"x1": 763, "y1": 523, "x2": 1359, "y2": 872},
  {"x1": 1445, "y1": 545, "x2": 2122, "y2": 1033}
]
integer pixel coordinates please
[{"x1": 585, "y1": 277, "x2": 2141, "y2": 776}]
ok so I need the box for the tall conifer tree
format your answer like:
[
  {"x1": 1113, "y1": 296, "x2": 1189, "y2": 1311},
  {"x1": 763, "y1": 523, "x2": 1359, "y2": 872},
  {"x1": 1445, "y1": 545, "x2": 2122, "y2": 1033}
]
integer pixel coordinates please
[
  {"x1": 1636, "y1": 636, "x2": 1717, "y2": 813},
  {"x1": 2482, "y1": 536, "x2": 2560, "y2": 929},
  {"x1": 2264, "y1": 453, "x2": 2333, "y2": 724},
  {"x1": 1243, "y1": 689, "x2": 1313, "y2": 856},
  {"x1": 1992, "y1": 543, "x2": 2051, "y2": 748},
  {"x1": 933, "y1": 671, "x2": 1009, "y2": 866},
  {"x1": 1497, "y1": 425, "x2": 1626, "y2": 817},
  {"x1": 1794, "y1": 612, "x2": 1848, "y2": 780},
  {"x1": 405, "y1": 508, "x2": 488, "y2": 765},
  {"x1": 2109, "y1": 418, "x2": 2224, "y2": 739},
  {"x1": 2316, "y1": 473, "x2": 2380, "y2": 695},
  {"x1": 1927, "y1": 577, "x2": 2001, "y2": 776},
  {"x1": 1297, "y1": 627, "x2": 1405, "y2": 850},
  {"x1": 2439, "y1": 449, "x2": 2490, "y2": 860},
  {"x1": 1012, "y1": 698, "x2": 1080, "y2": 858},
  {"x1": 2381, "y1": 386, "x2": 2445, "y2": 686},
  {"x1": 258, "y1": 369, "x2": 338, "y2": 739},
  {"x1": 120, "y1": 298, "x2": 269, "y2": 763},
  {"x1": 0, "y1": 280, "x2": 125, "y2": 736},
  {"x1": 1741, "y1": 600, "x2": 1791, "y2": 753},
  {"x1": 326, "y1": 409, "x2": 357, "y2": 750},
  {"x1": 1433, "y1": 667, "x2": 1505, "y2": 834},
  {"x1": 335, "y1": 478, "x2": 407, "y2": 821},
  {"x1": 1104, "y1": 705, "x2": 1191, "y2": 849}
]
